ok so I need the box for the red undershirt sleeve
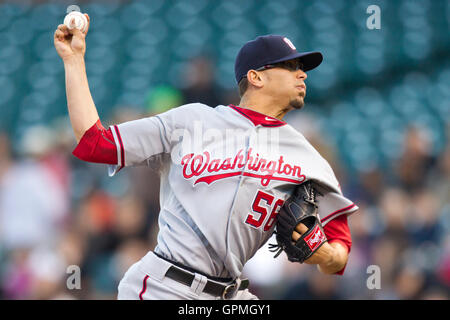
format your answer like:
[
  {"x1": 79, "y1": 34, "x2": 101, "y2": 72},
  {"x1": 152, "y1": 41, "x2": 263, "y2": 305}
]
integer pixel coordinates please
[
  {"x1": 322, "y1": 214, "x2": 352, "y2": 275},
  {"x1": 72, "y1": 119, "x2": 118, "y2": 165}
]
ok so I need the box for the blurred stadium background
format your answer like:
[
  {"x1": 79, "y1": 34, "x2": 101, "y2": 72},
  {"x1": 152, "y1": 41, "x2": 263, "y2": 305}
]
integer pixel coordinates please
[{"x1": 0, "y1": 0, "x2": 449, "y2": 299}]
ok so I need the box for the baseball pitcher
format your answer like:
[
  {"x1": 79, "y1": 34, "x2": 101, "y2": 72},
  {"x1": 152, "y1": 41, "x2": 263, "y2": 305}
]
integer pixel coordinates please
[{"x1": 54, "y1": 14, "x2": 358, "y2": 300}]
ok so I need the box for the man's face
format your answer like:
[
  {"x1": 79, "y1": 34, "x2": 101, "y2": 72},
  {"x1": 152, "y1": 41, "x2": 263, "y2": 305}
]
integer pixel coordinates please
[{"x1": 258, "y1": 59, "x2": 308, "y2": 110}]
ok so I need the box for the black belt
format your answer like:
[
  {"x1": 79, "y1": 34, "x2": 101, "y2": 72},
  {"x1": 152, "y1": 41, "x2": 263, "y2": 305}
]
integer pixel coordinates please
[{"x1": 154, "y1": 252, "x2": 249, "y2": 299}]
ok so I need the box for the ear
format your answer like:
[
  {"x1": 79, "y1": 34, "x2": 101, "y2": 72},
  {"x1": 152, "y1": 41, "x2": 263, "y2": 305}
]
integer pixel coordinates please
[{"x1": 246, "y1": 70, "x2": 265, "y2": 89}]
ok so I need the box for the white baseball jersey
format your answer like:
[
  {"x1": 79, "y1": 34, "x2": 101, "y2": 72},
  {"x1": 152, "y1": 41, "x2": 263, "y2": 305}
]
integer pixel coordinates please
[{"x1": 108, "y1": 103, "x2": 358, "y2": 279}]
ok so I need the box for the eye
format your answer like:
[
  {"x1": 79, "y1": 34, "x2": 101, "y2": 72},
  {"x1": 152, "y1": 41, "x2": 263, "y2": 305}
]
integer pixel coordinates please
[
  {"x1": 286, "y1": 60, "x2": 300, "y2": 71},
  {"x1": 285, "y1": 61, "x2": 295, "y2": 70}
]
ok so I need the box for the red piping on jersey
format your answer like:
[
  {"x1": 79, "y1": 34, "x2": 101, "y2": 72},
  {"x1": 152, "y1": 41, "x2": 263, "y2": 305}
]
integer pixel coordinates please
[
  {"x1": 228, "y1": 104, "x2": 287, "y2": 127},
  {"x1": 113, "y1": 125, "x2": 125, "y2": 171},
  {"x1": 321, "y1": 203, "x2": 356, "y2": 223},
  {"x1": 139, "y1": 275, "x2": 149, "y2": 300}
]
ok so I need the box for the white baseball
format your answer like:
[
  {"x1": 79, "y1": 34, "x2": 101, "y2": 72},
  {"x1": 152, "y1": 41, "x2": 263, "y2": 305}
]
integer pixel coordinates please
[{"x1": 63, "y1": 11, "x2": 87, "y2": 33}]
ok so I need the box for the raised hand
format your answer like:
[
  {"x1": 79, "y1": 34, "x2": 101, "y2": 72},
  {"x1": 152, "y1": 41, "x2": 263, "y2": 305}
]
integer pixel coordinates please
[{"x1": 54, "y1": 13, "x2": 90, "y2": 61}]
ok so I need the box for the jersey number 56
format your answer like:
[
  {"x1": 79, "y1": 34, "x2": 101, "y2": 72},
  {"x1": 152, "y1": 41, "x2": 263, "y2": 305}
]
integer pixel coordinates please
[{"x1": 245, "y1": 190, "x2": 284, "y2": 231}]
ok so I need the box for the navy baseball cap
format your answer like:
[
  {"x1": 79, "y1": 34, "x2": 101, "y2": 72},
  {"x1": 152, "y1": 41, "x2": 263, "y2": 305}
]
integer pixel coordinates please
[{"x1": 234, "y1": 35, "x2": 323, "y2": 84}]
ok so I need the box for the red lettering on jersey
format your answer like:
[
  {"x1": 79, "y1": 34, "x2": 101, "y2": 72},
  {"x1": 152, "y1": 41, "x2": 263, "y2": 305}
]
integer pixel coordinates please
[
  {"x1": 180, "y1": 148, "x2": 306, "y2": 186},
  {"x1": 181, "y1": 153, "x2": 195, "y2": 178},
  {"x1": 246, "y1": 190, "x2": 274, "y2": 228},
  {"x1": 219, "y1": 158, "x2": 232, "y2": 170},
  {"x1": 181, "y1": 153, "x2": 194, "y2": 165},
  {"x1": 277, "y1": 156, "x2": 285, "y2": 174},
  {"x1": 283, "y1": 164, "x2": 292, "y2": 175},
  {"x1": 208, "y1": 159, "x2": 221, "y2": 172},
  {"x1": 291, "y1": 165, "x2": 303, "y2": 177},
  {"x1": 192, "y1": 153, "x2": 209, "y2": 176},
  {"x1": 245, "y1": 190, "x2": 284, "y2": 231},
  {"x1": 264, "y1": 198, "x2": 284, "y2": 231},
  {"x1": 232, "y1": 149, "x2": 245, "y2": 169},
  {"x1": 263, "y1": 161, "x2": 277, "y2": 175}
]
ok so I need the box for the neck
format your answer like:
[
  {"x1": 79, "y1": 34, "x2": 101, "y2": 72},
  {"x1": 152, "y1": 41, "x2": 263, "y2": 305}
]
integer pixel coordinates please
[{"x1": 238, "y1": 95, "x2": 291, "y2": 120}]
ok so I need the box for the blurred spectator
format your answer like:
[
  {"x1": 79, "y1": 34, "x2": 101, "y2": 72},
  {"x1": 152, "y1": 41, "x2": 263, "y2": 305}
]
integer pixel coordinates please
[
  {"x1": 436, "y1": 238, "x2": 450, "y2": 288},
  {"x1": 145, "y1": 85, "x2": 183, "y2": 116},
  {"x1": 393, "y1": 265, "x2": 426, "y2": 300},
  {"x1": 395, "y1": 126, "x2": 436, "y2": 192},
  {"x1": 113, "y1": 194, "x2": 149, "y2": 241},
  {"x1": 0, "y1": 132, "x2": 12, "y2": 180},
  {"x1": 409, "y1": 188, "x2": 444, "y2": 245},
  {"x1": 25, "y1": 246, "x2": 69, "y2": 300},
  {"x1": 281, "y1": 269, "x2": 344, "y2": 300},
  {"x1": 180, "y1": 56, "x2": 222, "y2": 107},
  {"x1": 1, "y1": 248, "x2": 33, "y2": 299},
  {"x1": 0, "y1": 125, "x2": 70, "y2": 250},
  {"x1": 369, "y1": 237, "x2": 404, "y2": 299},
  {"x1": 222, "y1": 88, "x2": 241, "y2": 106},
  {"x1": 351, "y1": 168, "x2": 386, "y2": 206},
  {"x1": 378, "y1": 188, "x2": 411, "y2": 246},
  {"x1": 428, "y1": 142, "x2": 450, "y2": 209}
]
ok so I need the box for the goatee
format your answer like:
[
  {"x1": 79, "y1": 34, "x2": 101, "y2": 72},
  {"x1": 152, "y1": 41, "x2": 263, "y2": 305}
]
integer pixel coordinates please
[{"x1": 289, "y1": 98, "x2": 305, "y2": 110}]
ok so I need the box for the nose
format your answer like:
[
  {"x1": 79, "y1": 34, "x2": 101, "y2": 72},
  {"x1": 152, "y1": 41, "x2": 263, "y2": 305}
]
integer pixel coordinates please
[{"x1": 296, "y1": 69, "x2": 307, "y2": 80}]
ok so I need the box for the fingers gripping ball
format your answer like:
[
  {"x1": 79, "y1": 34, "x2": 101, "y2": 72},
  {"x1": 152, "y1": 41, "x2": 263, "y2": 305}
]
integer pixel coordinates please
[
  {"x1": 64, "y1": 11, "x2": 87, "y2": 33},
  {"x1": 269, "y1": 181, "x2": 327, "y2": 263}
]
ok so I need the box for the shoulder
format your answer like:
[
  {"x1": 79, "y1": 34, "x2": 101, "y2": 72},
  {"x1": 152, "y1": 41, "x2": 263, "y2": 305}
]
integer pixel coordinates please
[
  {"x1": 169, "y1": 102, "x2": 216, "y2": 113},
  {"x1": 157, "y1": 103, "x2": 219, "y2": 120},
  {"x1": 285, "y1": 125, "x2": 341, "y2": 192},
  {"x1": 161, "y1": 103, "x2": 228, "y2": 123},
  {"x1": 152, "y1": 103, "x2": 227, "y2": 132},
  {"x1": 284, "y1": 124, "x2": 320, "y2": 154}
]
